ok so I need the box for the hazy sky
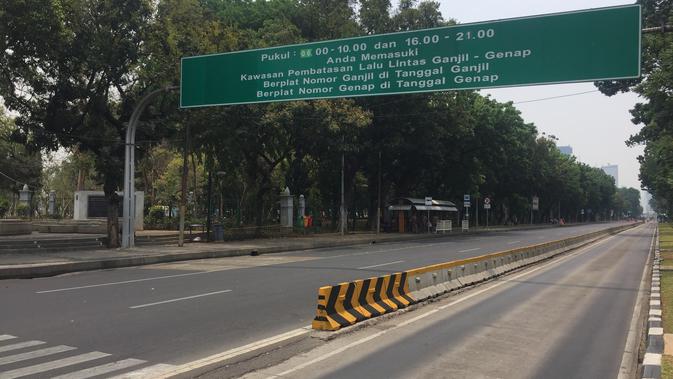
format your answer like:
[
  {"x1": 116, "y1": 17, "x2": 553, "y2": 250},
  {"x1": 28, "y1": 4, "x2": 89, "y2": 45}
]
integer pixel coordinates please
[{"x1": 434, "y1": 0, "x2": 644, "y2": 192}]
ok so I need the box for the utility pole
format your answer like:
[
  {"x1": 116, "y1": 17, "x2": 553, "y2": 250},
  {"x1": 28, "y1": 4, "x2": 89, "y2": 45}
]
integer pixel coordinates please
[
  {"x1": 179, "y1": 124, "x2": 190, "y2": 247},
  {"x1": 206, "y1": 167, "x2": 213, "y2": 242},
  {"x1": 377, "y1": 151, "x2": 381, "y2": 235},
  {"x1": 340, "y1": 139, "x2": 345, "y2": 236}
]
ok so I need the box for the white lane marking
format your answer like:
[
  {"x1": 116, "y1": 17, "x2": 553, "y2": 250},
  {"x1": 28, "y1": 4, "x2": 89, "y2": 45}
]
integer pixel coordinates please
[
  {"x1": 51, "y1": 358, "x2": 146, "y2": 379},
  {"x1": 129, "y1": 289, "x2": 232, "y2": 309},
  {"x1": 108, "y1": 363, "x2": 177, "y2": 379},
  {"x1": 0, "y1": 341, "x2": 45, "y2": 353},
  {"x1": 0, "y1": 351, "x2": 109, "y2": 379},
  {"x1": 0, "y1": 336, "x2": 15, "y2": 342},
  {"x1": 267, "y1": 233, "x2": 618, "y2": 378},
  {"x1": 36, "y1": 270, "x2": 228, "y2": 293},
  {"x1": 155, "y1": 327, "x2": 310, "y2": 378},
  {"x1": 0, "y1": 345, "x2": 76, "y2": 366},
  {"x1": 458, "y1": 248, "x2": 481, "y2": 253},
  {"x1": 358, "y1": 260, "x2": 405, "y2": 270},
  {"x1": 506, "y1": 241, "x2": 521, "y2": 245}
]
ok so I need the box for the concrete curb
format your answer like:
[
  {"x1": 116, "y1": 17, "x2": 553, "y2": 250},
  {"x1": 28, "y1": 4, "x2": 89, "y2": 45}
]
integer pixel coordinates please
[
  {"x1": 0, "y1": 223, "x2": 567, "y2": 280},
  {"x1": 642, "y1": 225, "x2": 662, "y2": 379}
]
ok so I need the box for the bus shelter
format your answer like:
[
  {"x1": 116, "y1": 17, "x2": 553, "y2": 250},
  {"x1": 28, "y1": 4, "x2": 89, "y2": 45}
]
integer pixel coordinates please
[{"x1": 387, "y1": 197, "x2": 458, "y2": 233}]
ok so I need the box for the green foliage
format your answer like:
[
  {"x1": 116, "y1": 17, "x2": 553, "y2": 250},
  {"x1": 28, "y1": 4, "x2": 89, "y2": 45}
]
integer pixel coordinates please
[
  {"x1": 1, "y1": 0, "x2": 630, "y2": 234},
  {"x1": 0, "y1": 107, "x2": 43, "y2": 198},
  {"x1": 596, "y1": 0, "x2": 673, "y2": 217},
  {"x1": 0, "y1": 196, "x2": 9, "y2": 218},
  {"x1": 15, "y1": 203, "x2": 29, "y2": 218}
]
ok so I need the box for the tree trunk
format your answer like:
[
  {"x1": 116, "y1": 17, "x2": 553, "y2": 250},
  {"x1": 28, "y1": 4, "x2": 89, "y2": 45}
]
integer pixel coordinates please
[{"x1": 104, "y1": 180, "x2": 120, "y2": 248}]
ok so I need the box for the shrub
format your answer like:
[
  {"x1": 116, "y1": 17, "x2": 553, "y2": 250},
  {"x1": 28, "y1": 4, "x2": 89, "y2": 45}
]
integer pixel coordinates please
[{"x1": 0, "y1": 197, "x2": 9, "y2": 218}]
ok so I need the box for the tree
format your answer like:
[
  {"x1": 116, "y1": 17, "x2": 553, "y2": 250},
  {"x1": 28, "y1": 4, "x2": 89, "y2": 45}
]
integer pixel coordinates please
[
  {"x1": 0, "y1": 106, "x2": 42, "y2": 215},
  {"x1": 596, "y1": 0, "x2": 673, "y2": 217},
  {"x1": 0, "y1": 0, "x2": 160, "y2": 246}
]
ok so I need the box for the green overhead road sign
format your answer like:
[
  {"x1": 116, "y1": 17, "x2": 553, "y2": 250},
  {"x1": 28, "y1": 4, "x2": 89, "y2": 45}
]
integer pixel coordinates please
[{"x1": 180, "y1": 5, "x2": 640, "y2": 108}]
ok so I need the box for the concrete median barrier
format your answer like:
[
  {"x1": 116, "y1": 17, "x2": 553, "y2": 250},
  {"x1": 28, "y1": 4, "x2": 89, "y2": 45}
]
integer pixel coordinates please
[
  {"x1": 311, "y1": 223, "x2": 639, "y2": 331},
  {"x1": 312, "y1": 272, "x2": 413, "y2": 331}
]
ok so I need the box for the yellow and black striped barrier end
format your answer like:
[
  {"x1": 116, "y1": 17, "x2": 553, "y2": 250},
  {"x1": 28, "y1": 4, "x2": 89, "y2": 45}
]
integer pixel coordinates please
[{"x1": 311, "y1": 272, "x2": 415, "y2": 331}]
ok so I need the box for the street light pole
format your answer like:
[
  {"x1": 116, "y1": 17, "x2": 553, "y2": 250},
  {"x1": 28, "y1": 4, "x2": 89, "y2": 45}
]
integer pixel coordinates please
[{"x1": 122, "y1": 85, "x2": 178, "y2": 249}]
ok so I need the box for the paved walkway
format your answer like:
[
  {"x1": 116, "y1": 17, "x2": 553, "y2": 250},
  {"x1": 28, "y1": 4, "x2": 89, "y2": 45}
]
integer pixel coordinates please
[{"x1": 0, "y1": 225, "x2": 555, "y2": 279}]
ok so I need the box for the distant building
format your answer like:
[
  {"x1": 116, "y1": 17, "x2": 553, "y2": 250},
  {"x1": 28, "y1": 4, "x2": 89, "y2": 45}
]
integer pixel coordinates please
[
  {"x1": 558, "y1": 145, "x2": 573, "y2": 156},
  {"x1": 601, "y1": 164, "x2": 619, "y2": 186}
]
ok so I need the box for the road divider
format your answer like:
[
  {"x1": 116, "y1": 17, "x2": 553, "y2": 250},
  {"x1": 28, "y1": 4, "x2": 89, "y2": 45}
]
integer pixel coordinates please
[{"x1": 312, "y1": 223, "x2": 638, "y2": 331}]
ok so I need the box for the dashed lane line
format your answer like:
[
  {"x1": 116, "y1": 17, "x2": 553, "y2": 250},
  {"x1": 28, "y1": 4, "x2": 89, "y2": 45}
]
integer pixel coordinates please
[
  {"x1": 458, "y1": 248, "x2": 481, "y2": 253},
  {"x1": 358, "y1": 261, "x2": 405, "y2": 270},
  {"x1": 129, "y1": 289, "x2": 232, "y2": 309}
]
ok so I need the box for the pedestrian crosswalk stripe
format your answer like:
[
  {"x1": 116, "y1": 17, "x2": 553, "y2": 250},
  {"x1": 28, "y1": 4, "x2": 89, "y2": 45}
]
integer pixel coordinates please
[
  {"x1": 107, "y1": 363, "x2": 177, "y2": 379},
  {"x1": 0, "y1": 336, "x2": 15, "y2": 342},
  {"x1": 0, "y1": 345, "x2": 76, "y2": 366},
  {"x1": 50, "y1": 358, "x2": 146, "y2": 379},
  {"x1": 0, "y1": 351, "x2": 110, "y2": 379},
  {"x1": 0, "y1": 341, "x2": 44, "y2": 354}
]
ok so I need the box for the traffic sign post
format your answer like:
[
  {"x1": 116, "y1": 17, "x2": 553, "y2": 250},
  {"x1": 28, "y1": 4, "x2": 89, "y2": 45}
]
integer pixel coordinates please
[
  {"x1": 484, "y1": 197, "x2": 491, "y2": 228},
  {"x1": 531, "y1": 196, "x2": 539, "y2": 225},
  {"x1": 181, "y1": 5, "x2": 640, "y2": 108},
  {"x1": 425, "y1": 197, "x2": 432, "y2": 233}
]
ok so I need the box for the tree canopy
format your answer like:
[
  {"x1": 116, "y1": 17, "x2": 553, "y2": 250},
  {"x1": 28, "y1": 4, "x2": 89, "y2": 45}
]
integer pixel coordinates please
[{"x1": 0, "y1": 0, "x2": 632, "y2": 237}]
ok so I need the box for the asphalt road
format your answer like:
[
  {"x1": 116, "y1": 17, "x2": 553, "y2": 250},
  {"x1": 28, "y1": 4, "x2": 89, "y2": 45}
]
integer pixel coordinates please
[
  {"x1": 0, "y1": 222, "x2": 633, "y2": 378},
  {"x1": 243, "y1": 222, "x2": 653, "y2": 379}
]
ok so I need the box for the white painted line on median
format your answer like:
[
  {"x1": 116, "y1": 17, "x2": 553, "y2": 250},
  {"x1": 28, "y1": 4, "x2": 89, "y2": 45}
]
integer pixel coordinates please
[
  {"x1": 649, "y1": 327, "x2": 664, "y2": 336},
  {"x1": 129, "y1": 289, "x2": 232, "y2": 309},
  {"x1": 506, "y1": 241, "x2": 521, "y2": 245},
  {"x1": 0, "y1": 345, "x2": 76, "y2": 366},
  {"x1": 643, "y1": 353, "x2": 662, "y2": 365},
  {"x1": 51, "y1": 358, "x2": 146, "y2": 379},
  {"x1": 458, "y1": 248, "x2": 481, "y2": 253},
  {"x1": 265, "y1": 232, "x2": 618, "y2": 378},
  {"x1": 358, "y1": 260, "x2": 405, "y2": 270},
  {"x1": 0, "y1": 335, "x2": 16, "y2": 342},
  {"x1": 155, "y1": 327, "x2": 310, "y2": 378},
  {"x1": 0, "y1": 351, "x2": 109, "y2": 379},
  {"x1": 0, "y1": 340, "x2": 45, "y2": 353}
]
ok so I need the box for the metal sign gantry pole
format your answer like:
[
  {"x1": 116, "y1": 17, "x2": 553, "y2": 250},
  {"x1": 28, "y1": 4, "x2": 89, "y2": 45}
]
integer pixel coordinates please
[{"x1": 122, "y1": 86, "x2": 179, "y2": 249}]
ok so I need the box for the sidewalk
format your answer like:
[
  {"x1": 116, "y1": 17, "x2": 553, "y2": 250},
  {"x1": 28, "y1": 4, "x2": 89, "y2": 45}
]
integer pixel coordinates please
[{"x1": 0, "y1": 224, "x2": 558, "y2": 280}]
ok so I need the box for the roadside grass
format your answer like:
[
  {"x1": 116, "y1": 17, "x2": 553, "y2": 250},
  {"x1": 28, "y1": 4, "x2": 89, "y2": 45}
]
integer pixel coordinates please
[
  {"x1": 662, "y1": 271, "x2": 673, "y2": 333},
  {"x1": 660, "y1": 225, "x2": 673, "y2": 379},
  {"x1": 663, "y1": 355, "x2": 673, "y2": 379},
  {"x1": 663, "y1": 252, "x2": 673, "y2": 268},
  {"x1": 661, "y1": 223, "x2": 673, "y2": 252}
]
